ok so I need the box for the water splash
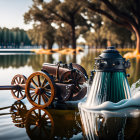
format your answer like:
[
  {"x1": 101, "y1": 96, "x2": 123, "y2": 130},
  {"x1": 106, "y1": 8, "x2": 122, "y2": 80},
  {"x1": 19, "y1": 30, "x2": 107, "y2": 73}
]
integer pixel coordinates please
[
  {"x1": 79, "y1": 107, "x2": 140, "y2": 140},
  {"x1": 79, "y1": 79, "x2": 140, "y2": 111}
]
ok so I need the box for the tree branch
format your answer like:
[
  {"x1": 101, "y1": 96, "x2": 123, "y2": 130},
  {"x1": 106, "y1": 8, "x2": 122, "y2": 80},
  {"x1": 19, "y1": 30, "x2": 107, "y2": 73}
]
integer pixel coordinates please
[
  {"x1": 100, "y1": 0, "x2": 138, "y2": 28},
  {"x1": 47, "y1": 7, "x2": 70, "y2": 24},
  {"x1": 87, "y1": 3, "x2": 133, "y2": 32}
]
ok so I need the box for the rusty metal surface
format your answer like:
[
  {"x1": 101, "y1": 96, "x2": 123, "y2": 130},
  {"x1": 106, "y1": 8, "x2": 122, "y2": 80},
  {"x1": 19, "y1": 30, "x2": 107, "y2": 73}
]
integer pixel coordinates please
[
  {"x1": 42, "y1": 63, "x2": 71, "y2": 80},
  {"x1": 72, "y1": 63, "x2": 88, "y2": 79},
  {"x1": 55, "y1": 83, "x2": 74, "y2": 102}
]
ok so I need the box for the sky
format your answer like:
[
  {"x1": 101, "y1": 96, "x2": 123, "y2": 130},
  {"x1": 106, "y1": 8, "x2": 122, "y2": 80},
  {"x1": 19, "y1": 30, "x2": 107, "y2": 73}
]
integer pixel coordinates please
[{"x1": 0, "y1": 0, "x2": 33, "y2": 30}]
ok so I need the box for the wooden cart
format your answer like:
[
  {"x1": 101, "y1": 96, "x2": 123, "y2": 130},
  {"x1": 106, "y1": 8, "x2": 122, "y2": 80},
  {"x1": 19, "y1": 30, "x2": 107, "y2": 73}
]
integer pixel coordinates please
[{"x1": 0, "y1": 62, "x2": 88, "y2": 108}]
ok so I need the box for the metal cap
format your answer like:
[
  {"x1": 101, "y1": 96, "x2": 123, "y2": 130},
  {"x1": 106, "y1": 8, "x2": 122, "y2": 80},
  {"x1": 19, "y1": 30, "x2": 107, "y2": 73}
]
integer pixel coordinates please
[{"x1": 94, "y1": 46, "x2": 130, "y2": 72}]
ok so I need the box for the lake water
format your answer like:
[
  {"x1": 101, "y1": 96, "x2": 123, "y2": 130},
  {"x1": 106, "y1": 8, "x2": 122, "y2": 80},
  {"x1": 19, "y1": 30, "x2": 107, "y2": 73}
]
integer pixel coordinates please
[{"x1": 0, "y1": 49, "x2": 140, "y2": 140}]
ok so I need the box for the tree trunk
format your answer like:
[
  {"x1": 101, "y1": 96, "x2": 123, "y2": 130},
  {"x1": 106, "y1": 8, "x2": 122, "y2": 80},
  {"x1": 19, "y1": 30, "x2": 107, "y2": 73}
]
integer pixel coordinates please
[
  {"x1": 47, "y1": 40, "x2": 54, "y2": 50},
  {"x1": 42, "y1": 44, "x2": 46, "y2": 49},
  {"x1": 136, "y1": 31, "x2": 140, "y2": 54},
  {"x1": 71, "y1": 25, "x2": 76, "y2": 50}
]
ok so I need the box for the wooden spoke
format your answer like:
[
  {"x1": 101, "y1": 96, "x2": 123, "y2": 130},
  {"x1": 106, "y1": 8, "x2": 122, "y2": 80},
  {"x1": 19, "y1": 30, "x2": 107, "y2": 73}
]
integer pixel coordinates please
[
  {"x1": 31, "y1": 79, "x2": 38, "y2": 88},
  {"x1": 26, "y1": 107, "x2": 54, "y2": 139},
  {"x1": 42, "y1": 79, "x2": 47, "y2": 88},
  {"x1": 25, "y1": 71, "x2": 55, "y2": 108},
  {"x1": 19, "y1": 91, "x2": 23, "y2": 97},
  {"x1": 43, "y1": 93, "x2": 50, "y2": 100},
  {"x1": 11, "y1": 74, "x2": 27, "y2": 100},
  {"x1": 19, "y1": 77, "x2": 21, "y2": 84},
  {"x1": 43, "y1": 83, "x2": 49, "y2": 88},
  {"x1": 42, "y1": 95, "x2": 47, "y2": 103},
  {"x1": 31, "y1": 93, "x2": 36, "y2": 98},
  {"x1": 44, "y1": 88, "x2": 51, "y2": 93},
  {"x1": 33, "y1": 94, "x2": 38, "y2": 101},
  {"x1": 38, "y1": 95, "x2": 41, "y2": 105},
  {"x1": 33, "y1": 110, "x2": 39, "y2": 118},
  {"x1": 37, "y1": 75, "x2": 41, "y2": 87}
]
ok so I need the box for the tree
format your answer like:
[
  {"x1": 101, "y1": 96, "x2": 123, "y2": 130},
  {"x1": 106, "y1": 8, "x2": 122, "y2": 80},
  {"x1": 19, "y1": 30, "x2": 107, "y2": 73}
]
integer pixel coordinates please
[
  {"x1": 27, "y1": 23, "x2": 55, "y2": 49},
  {"x1": 24, "y1": 0, "x2": 88, "y2": 50},
  {"x1": 80, "y1": 0, "x2": 140, "y2": 54},
  {"x1": 55, "y1": 24, "x2": 71, "y2": 49}
]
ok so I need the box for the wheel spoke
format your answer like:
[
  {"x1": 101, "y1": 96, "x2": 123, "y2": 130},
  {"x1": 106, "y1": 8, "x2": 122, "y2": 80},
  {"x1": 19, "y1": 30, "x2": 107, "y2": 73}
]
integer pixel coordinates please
[
  {"x1": 42, "y1": 112, "x2": 47, "y2": 118},
  {"x1": 17, "y1": 91, "x2": 20, "y2": 98},
  {"x1": 38, "y1": 109, "x2": 41, "y2": 116},
  {"x1": 44, "y1": 88, "x2": 51, "y2": 92},
  {"x1": 21, "y1": 79, "x2": 24, "y2": 84},
  {"x1": 15, "y1": 78, "x2": 19, "y2": 84},
  {"x1": 44, "y1": 93, "x2": 50, "y2": 100},
  {"x1": 19, "y1": 77, "x2": 21, "y2": 84},
  {"x1": 44, "y1": 83, "x2": 49, "y2": 88},
  {"x1": 31, "y1": 92, "x2": 36, "y2": 98},
  {"x1": 33, "y1": 94, "x2": 38, "y2": 101},
  {"x1": 42, "y1": 79, "x2": 47, "y2": 87},
  {"x1": 42, "y1": 95, "x2": 47, "y2": 103},
  {"x1": 37, "y1": 75, "x2": 41, "y2": 87},
  {"x1": 30, "y1": 88, "x2": 36, "y2": 91},
  {"x1": 33, "y1": 110, "x2": 39, "y2": 117},
  {"x1": 31, "y1": 79, "x2": 38, "y2": 88},
  {"x1": 38, "y1": 95, "x2": 41, "y2": 105},
  {"x1": 19, "y1": 91, "x2": 23, "y2": 97}
]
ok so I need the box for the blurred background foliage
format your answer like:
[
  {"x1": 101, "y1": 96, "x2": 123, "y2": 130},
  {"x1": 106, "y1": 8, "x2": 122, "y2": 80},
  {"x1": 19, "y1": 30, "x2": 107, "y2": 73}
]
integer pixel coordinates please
[{"x1": 1, "y1": 0, "x2": 139, "y2": 50}]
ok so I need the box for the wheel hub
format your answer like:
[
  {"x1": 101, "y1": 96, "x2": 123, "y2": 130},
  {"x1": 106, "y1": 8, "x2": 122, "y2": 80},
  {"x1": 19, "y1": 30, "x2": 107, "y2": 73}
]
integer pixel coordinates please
[{"x1": 35, "y1": 87, "x2": 45, "y2": 95}]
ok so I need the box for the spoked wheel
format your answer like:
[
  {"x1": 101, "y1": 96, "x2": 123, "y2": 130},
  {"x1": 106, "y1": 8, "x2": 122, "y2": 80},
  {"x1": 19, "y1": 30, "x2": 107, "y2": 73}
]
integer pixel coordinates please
[
  {"x1": 25, "y1": 71, "x2": 56, "y2": 108},
  {"x1": 10, "y1": 101, "x2": 27, "y2": 128},
  {"x1": 60, "y1": 70, "x2": 87, "y2": 101},
  {"x1": 11, "y1": 74, "x2": 27, "y2": 100},
  {"x1": 72, "y1": 63, "x2": 88, "y2": 80},
  {"x1": 26, "y1": 107, "x2": 54, "y2": 140}
]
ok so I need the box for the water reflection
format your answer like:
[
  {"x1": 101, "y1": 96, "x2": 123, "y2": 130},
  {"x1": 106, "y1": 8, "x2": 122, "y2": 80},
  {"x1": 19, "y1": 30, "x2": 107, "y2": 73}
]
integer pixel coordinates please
[
  {"x1": 79, "y1": 107, "x2": 140, "y2": 140},
  {"x1": 10, "y1": 101, "x2": 28, "y2": 128},
  {"x1": 26, "y1": 107, "x2": 82, "y2": 140},
  {"x1": 0, "y1": 101, "x2": 82, "y2": 140}
]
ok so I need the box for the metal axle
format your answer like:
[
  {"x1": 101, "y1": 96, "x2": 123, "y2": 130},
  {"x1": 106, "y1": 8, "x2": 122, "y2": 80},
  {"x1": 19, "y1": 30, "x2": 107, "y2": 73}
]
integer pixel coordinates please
[{"x1": 0, "y1": 84, "x2": 25, "y2": 90}]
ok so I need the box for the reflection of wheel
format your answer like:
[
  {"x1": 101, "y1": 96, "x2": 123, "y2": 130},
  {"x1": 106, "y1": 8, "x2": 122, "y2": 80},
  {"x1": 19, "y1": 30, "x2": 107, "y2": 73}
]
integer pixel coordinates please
[
  {"x1": 10, "y1": 101, "x2": 27, "y2": 128},
  {"x1": 26, "y1": 107, "x2": 54, "y2": 140},
  {"x1": 72, "y1": 63, "x2": 88, "y2": 79},
  {"x1": 60, "y1": 70, "x2": 87, "y2": 101},
  {"x1": 11, "y1": 74, "x2": 27, "y2": 100},
  {"x1": 25, "y1": 71, "x2": 56, "y2": 108}
]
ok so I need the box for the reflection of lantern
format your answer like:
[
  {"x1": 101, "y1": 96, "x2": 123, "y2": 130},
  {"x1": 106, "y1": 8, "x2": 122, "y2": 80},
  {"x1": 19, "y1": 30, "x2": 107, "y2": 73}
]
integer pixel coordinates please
[{"x1": 87, "y1": 47, "x2": 131, "y2": 106}]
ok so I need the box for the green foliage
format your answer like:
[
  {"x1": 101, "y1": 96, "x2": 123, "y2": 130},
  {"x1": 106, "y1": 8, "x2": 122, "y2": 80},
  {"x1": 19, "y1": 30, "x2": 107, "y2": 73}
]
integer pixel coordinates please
[
  {"x1": 23, "y1": 0, "x2": 140, "y2": 49},
  {"x1": 27, "y1": 23, "x2": 55, "y2": 49},
  {"x1": 24, "y1": 0, "x2": 89, "y2": 49},
  {"x1": 0, "y1": 27, "x2": 31, "y2": 47}
]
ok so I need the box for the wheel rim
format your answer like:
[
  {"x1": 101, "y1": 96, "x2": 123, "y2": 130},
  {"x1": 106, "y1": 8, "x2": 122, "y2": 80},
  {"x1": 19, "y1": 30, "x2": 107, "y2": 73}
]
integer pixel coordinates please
[
  {"x1": 25, "y1": 71, "x2": 55, "y2": 108},
  {"x1": 26, "y1": 107, "x2": 54, "y2": 139},
  {"x1": 10, "y1": 101, "x2": 27, "y2": 128},
  {"x1": 72, "y1": 63, "x2": 88, "y2": 79},
  {"x1": 11, "y1": 74, "x2": 27, "y2": 100},
  {"x1": 60, "y1": 70, "x2": 87, "y2": 101}
]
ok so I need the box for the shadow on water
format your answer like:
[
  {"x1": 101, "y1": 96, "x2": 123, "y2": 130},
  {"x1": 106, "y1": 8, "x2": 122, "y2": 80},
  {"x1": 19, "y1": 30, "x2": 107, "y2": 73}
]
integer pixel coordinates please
[{"x1": 0, "y1": 101, "x2": 82, "y2": 140}]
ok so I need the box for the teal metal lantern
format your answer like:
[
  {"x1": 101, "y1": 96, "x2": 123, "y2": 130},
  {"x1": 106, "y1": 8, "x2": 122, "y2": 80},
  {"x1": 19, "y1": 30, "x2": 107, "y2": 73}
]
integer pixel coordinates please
[{"x1": 86, "y1": 47, "x2": 131, "y2": 106}]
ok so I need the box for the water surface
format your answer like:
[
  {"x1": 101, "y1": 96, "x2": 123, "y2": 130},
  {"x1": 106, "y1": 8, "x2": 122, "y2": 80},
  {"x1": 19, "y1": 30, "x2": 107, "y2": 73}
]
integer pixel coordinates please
[{"x1": 0, "y1": 49, "x2": 139, "y2": 139}]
